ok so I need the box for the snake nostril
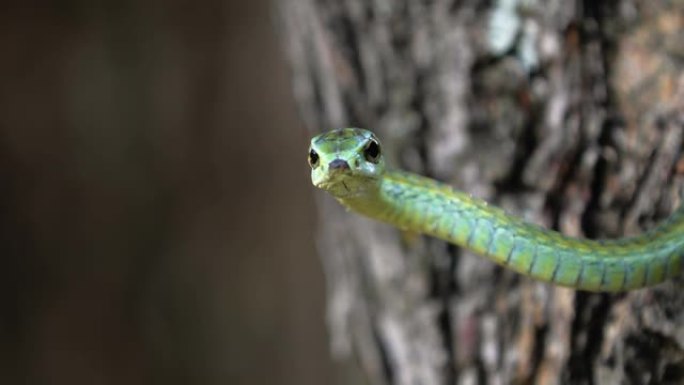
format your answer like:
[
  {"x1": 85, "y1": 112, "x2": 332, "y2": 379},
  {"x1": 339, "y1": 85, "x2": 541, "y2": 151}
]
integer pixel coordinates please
[{"x1": 329, "y1": 159, "x2": 350, "y2": 170}]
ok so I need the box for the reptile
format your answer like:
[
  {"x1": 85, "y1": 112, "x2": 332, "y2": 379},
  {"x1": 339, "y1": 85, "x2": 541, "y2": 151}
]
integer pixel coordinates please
[{"x1": 307, "y1": 128, "x2": 683, "y2": 292}]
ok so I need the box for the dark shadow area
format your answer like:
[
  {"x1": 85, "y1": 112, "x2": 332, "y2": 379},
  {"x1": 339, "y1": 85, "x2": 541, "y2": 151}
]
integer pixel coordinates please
[{"x1": 0, "y1": 1, "x2": 332, "y2": 384}]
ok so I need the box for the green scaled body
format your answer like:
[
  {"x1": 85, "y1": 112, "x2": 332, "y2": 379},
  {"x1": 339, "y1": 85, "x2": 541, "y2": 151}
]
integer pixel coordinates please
[{"x1": 308, "y1": 128, "x2": 683, "y2": 292}]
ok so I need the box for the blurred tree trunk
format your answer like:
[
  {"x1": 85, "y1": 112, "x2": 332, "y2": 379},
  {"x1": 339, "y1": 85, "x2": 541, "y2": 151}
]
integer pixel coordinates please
[
  {"x1": 280, "y1": 1, "x2": 684, "y2": 384},
  {"x1": 0, "y1": 2, "x2": 330, "y2": 385}
]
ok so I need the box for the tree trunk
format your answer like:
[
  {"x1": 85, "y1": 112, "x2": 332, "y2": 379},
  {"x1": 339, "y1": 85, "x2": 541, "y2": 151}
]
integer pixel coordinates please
[{"x1": 279, "y1": 0, "x2": 684, "y2": 384}]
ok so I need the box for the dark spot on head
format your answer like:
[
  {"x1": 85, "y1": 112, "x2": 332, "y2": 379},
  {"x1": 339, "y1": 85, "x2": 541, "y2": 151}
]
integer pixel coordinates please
[
  {"x1": 329, "y1": 159, "x2": 350, "y2": 170},
  {"x1": 354, "y1": 159, "x2": 359, "y2": 167}
]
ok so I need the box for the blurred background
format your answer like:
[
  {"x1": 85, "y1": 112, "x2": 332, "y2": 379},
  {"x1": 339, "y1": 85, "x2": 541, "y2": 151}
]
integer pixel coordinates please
[{"x1": 0, "y1": 1, "x2": 333, "y2": 384}]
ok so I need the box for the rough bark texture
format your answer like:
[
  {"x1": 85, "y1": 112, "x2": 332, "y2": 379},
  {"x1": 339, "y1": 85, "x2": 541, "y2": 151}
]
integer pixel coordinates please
[{"x1": 280, "y1": 1, "x2": 684, "y2": 384}]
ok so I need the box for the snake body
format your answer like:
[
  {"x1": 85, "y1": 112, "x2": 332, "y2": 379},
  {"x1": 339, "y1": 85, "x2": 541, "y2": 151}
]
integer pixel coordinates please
[{"x1": 308, "y1": 128, "x2": 683, "y2": 292}]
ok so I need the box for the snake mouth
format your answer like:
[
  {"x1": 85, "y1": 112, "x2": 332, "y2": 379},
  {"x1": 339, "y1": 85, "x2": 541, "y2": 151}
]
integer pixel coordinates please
[
  {"x1": 314, "y1": 171, "x2": 378, "y2": 199},
  {"x1": 315, "y1": 176, "x2": 349, "y2": 192}
]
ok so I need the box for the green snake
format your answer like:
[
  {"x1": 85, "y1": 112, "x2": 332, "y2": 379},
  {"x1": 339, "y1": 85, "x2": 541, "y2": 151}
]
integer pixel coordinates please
[{"x1": 308, "y1": 128, "x2": 683, "y2": 292}]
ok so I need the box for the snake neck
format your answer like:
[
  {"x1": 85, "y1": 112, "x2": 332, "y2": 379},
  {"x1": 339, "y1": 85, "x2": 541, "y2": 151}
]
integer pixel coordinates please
[
  {"x1": 336, "y1": 169, "x2": 684, "y2": 292},
  {"x1": 336, "y1": 170, "x2": 469, "y2": 231}
]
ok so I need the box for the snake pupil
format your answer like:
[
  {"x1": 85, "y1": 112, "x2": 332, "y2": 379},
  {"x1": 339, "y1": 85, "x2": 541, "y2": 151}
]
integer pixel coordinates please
[
  {"x1": 308, "y1": 149, "x2": 319, "y2": 168},
  {"x1": 364, "y1": 140, "x2": 381, "y2": 163}
]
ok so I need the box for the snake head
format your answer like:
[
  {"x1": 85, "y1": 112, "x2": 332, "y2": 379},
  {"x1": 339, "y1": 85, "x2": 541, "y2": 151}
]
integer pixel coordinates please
[{"x1": 308, "y1": 128, "x2": 385, "y2": 199}]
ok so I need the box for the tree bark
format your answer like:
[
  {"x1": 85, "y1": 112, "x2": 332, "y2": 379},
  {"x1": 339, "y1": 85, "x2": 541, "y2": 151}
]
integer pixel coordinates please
[{"x1": 280, "y1": 0, "x2": 684, "y2": 384}]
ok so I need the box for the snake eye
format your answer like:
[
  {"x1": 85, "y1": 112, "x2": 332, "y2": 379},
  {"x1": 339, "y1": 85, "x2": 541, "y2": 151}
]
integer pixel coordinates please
[
  {"x1": 308, "y1": 149, "x2": 319, "y2": 168},
  {"x1": 363, "y1": 139, "x2": 381, "y2": 163}
]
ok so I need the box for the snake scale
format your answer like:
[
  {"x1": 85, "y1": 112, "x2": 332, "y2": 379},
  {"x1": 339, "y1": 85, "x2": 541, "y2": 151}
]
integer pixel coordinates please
[{"x1": 308, "y1": 128, "x2": 683, "y2": 292}]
